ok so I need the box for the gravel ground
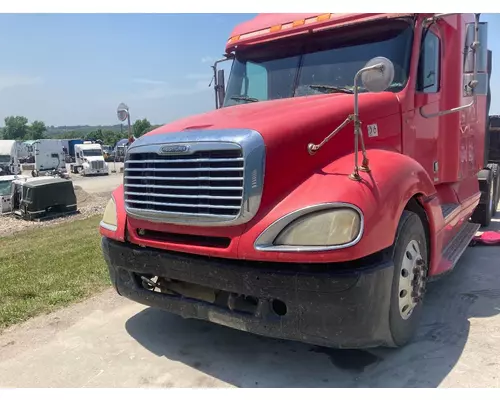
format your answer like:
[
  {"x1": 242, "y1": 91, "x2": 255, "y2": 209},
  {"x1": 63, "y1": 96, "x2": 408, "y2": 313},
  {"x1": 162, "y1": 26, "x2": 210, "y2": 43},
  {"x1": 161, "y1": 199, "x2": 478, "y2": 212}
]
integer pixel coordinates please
[{"x1": 0, "y1": 185, "x2": 111, "y2": 238}]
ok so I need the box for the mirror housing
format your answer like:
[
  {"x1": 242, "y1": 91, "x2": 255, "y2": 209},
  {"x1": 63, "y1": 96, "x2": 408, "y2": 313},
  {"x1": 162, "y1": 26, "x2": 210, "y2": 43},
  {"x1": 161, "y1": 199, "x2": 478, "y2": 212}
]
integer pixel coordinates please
[{"x1": 360, "y1": 56, "x2": 395, "y2": 93}]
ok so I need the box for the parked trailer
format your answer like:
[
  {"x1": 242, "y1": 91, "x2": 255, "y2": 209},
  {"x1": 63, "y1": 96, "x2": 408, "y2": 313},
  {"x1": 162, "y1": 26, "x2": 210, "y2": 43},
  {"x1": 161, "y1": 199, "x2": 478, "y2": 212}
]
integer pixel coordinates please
[
  {"x1": 100, "y1": 13, "x2": 499, "y2": 349},
  {"x1": 67, "y1": 139, "x2": 84, "y2": 163},
  {"x1": 32, "y1": 139, "x2": 67, "y2": 176},
  {"x1": 0, "y1": 140, "x2": 21, "y2": 175}
]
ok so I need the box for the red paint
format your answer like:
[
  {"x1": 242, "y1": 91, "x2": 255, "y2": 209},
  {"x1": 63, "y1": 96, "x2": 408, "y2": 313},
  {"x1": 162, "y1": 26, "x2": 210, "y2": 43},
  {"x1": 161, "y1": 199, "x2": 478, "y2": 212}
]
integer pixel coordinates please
[{"x1": 100, "y1": 13, "x2": 488, "y2": 277}]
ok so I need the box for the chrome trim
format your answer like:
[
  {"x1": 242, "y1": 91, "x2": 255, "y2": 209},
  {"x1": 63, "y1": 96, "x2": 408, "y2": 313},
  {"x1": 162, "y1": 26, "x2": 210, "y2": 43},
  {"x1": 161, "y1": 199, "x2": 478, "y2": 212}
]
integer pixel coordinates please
[
  {"x1": 100, "y1": 220, "x2": 117, "y2": 232},
  {"x1": 254, "y1": 203, "x2": 364, "y2": 252},
  {"x1": 125, "y1": 157, "x2": 244, "y2": 164},
  {"x1": 124, "y1": 129, "x2": 266, "y2": 226}
]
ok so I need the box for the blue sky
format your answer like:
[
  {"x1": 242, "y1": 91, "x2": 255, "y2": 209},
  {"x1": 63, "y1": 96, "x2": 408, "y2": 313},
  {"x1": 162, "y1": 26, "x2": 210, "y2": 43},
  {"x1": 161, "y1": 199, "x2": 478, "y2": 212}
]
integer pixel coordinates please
[{"x1": 0, "y1": 13, "x2": 499, "y2": 127}]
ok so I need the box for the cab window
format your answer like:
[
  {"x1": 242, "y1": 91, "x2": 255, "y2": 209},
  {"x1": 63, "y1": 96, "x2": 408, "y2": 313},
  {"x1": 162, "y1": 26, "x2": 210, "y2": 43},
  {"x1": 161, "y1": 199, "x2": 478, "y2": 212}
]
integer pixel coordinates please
[{"x1": 417, "y1": 30, "x2": 441, "y2": 93}]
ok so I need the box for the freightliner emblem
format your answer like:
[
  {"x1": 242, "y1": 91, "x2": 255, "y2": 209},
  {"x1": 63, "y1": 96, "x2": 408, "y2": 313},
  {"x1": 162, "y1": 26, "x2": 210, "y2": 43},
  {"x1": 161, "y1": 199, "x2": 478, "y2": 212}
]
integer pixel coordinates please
[{"x1": 158, "y1": 144, "x2": 191, "y2": 155}]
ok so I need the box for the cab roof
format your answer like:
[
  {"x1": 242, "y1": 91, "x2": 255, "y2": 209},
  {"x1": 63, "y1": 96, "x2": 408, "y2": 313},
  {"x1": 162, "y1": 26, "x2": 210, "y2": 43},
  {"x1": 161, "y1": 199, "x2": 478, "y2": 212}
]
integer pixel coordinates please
[{"x1": 226, "y1": 13, "x2": 416, "y2": 52}]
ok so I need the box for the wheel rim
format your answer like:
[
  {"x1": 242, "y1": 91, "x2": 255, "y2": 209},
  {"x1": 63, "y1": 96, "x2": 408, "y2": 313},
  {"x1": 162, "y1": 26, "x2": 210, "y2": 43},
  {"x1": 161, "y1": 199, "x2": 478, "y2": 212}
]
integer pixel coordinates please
[{"x1": 398, "y1": 239, "x2": 426, "y2": 320}]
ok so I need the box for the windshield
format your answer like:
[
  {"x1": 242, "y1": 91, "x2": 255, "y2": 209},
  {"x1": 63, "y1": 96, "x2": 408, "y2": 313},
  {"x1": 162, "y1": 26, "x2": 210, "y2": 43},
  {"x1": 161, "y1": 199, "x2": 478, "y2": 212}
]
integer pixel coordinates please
[
  {"x1": 0, "y1": 181, "x2": 12, "y2": 196},
  {"x1": 224, "y1": 19, "x2": 414, "y2": 106},
  {"x1": 82, "y1": 149, "x2": 102, "y2": 157},
  {"x1": 0, "y1": 155, "x2": 10, "y2": 163}
]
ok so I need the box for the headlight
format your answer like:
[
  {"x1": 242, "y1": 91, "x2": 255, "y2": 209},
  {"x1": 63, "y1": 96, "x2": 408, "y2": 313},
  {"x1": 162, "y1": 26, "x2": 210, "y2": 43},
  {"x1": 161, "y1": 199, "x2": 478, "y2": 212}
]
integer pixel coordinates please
[
  {"x1": 274, "y1": 208, "x2": 361, "y2": 247},
  {"x1": 100, "y1": 197, "x2": 117, "y2": 231}
]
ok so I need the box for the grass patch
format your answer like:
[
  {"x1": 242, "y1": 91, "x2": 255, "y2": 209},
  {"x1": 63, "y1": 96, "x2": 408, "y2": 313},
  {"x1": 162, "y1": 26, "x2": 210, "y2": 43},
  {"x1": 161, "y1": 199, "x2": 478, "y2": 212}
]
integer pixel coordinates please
[{"x1": 0, "y1": 215, "x2": 111, "y2": 331}]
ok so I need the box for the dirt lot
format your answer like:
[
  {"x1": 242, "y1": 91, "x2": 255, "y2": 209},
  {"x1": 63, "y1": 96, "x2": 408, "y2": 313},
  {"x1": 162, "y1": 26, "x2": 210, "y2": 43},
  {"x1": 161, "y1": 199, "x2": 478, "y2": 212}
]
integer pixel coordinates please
[{"x1": 0, "y1": 201, "x2": 500, "y2": 387}]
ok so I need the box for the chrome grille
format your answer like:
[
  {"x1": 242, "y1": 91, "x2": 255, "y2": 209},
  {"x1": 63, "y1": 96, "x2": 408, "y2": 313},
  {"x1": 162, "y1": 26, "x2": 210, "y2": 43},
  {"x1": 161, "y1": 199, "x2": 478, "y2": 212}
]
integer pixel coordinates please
[
  {"x1": 125, "y1": 149, "x2": 244, "y2": 218},
  {"x1": 91, "y1": 160, "x2": 105, "y2": 169},
  {"x1": 123, "y1": 130, "x2": 265, "y2": 226}
]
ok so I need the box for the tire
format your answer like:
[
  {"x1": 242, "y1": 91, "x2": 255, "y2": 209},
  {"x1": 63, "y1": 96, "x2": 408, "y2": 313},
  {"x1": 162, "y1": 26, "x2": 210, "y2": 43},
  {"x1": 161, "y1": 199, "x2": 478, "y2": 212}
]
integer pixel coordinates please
[
  {"x1": 387, "y1": 210, "x2": 428, "y2": 347},
  {"x1": 471, "y1": 168, "x2": 494, "y2": 227}
]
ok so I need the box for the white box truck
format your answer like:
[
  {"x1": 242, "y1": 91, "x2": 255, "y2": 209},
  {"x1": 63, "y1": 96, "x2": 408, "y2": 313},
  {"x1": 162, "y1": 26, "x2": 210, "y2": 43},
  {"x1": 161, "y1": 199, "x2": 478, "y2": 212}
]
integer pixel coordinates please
[
  {"x1": 72, "y1": 142, "x2": 109, "y2": 176},
  {"x1": 0, "y1": 140, "x2": 21, "y2": 176},
  {"x1": 33, "y1": 139, "x2": 66, "y2": 176}
]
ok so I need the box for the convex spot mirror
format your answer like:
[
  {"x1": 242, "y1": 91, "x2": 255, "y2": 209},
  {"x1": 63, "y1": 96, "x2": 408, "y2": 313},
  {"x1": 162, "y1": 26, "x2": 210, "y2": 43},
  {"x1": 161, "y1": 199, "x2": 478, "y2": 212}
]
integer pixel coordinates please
[{"x1": 361, "y1": 56, "x2": 395, "y2": 93}]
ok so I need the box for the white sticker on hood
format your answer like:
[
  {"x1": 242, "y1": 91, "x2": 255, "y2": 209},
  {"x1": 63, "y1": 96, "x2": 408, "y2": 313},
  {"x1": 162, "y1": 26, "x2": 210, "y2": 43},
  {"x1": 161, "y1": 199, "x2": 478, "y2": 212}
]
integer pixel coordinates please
[{"x1": 367, "y1": 124, "x2": 379, "y2": 138}]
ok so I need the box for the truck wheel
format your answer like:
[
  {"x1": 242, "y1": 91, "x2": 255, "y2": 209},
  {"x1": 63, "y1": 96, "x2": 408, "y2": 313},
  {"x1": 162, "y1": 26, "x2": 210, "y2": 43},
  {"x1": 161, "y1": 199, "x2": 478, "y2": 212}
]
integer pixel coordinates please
[
  {"x1": 471, "y1": 169, "x2": 494, "y2": 227},
  {"x1": 387, "y1": 210, "x2": 428, "y2": 347}
]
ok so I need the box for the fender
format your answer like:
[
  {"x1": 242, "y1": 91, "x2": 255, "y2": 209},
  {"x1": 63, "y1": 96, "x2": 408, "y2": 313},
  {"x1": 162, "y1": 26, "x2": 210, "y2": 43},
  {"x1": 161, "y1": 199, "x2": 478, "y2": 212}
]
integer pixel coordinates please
[
  {"x1": 238, "y1": 149, "x2": 440, "y2": 263},
  {"x1": 99, "y1": 184, "x2": 127, "y2": 242}
]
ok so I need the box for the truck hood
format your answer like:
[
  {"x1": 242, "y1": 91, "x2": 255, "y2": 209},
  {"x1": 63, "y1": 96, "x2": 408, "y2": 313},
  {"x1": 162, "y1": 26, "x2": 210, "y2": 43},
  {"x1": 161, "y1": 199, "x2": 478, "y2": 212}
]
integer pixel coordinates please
[
  {"x1": 149, "y1": 92, "x2": 400, "y2": 139},
  {"x1": 146, "y1": 92, "x2": 402, "y2": 218},
  {"x1": 84, "y1": 156, "x2": 105, "y2": 163}
]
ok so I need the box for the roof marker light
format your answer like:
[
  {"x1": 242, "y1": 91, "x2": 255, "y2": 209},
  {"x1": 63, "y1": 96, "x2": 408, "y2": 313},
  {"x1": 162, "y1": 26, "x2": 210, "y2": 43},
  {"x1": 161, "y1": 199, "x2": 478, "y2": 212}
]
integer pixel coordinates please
[{"x1": 228, "y1": 14, "x2": 334, "y2": 45}]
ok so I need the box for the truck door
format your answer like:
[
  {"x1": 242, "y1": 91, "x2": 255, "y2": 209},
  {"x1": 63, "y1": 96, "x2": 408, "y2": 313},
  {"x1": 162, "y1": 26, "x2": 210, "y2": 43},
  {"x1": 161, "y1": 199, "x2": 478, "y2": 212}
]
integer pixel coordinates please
[{"x1": 409, "y1": 25, "x2": 443, "y2": 183}]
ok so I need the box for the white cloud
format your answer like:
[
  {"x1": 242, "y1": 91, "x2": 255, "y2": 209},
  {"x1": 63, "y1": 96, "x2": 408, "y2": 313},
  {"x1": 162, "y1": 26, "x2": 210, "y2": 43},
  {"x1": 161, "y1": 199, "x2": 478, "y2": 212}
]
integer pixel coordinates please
[
  {"x1": 0, "y1": 74, "x2": 44, "y2": 91},
  {"x1": 138, "y1": 87, "x2": 168, "y2": 100},
  {"x1": 132, "y1": 78, "x2": 167, "y2": 85}
]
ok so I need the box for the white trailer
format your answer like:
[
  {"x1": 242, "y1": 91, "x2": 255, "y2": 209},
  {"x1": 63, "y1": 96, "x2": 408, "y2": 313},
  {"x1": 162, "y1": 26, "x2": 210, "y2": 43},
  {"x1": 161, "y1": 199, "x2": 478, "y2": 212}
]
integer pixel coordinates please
[
  {"x1": 17, "y1": 142, "x2": 30, "y2": 161},
  {"x1": 0, "y1": 140, "x2": 21, "y2": 175},
  {"x1": 72, "y1": 142, "x2": 109, "y2": 176},
  {"x1": 33, "y1": 139, "x2": 66, "y2": 175}
]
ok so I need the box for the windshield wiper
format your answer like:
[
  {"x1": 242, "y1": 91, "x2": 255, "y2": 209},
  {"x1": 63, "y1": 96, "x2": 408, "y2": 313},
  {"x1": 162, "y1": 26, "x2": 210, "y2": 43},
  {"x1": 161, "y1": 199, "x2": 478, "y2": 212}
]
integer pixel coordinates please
[
  {"x1": 308, "y1": 84, "x2": 354, "y2": 94},
  {"x1": 230, "y1": 95, "x2": 260, "y2": 103}
]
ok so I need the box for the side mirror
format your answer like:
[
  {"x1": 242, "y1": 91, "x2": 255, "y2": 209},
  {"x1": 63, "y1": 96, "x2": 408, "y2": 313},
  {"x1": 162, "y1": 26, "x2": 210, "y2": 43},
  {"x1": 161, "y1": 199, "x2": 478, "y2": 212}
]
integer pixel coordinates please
[
  {"x1": 217, "y1": 69, "x2": 226, "y2": 108},
  {"x1": 360, "y1": 56, "x2": 395, "y2": 93}
]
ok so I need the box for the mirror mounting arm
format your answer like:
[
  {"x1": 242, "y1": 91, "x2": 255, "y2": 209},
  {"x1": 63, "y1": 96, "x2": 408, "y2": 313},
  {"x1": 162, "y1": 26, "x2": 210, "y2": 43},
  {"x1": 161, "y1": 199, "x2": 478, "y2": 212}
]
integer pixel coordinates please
[
  {"x1": 349, "y1": 63, "x2": 384, "y2": 181},
  {"x1": 211, "y1": 53, "x2": 235, "y2": 109}
]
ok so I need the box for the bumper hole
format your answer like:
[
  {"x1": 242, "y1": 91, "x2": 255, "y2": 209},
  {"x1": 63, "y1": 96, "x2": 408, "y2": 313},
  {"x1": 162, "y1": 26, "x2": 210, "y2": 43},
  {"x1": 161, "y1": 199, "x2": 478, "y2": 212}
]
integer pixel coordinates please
[{"x1": 272, "y1": 299, "x2": 287, "y2": 316}]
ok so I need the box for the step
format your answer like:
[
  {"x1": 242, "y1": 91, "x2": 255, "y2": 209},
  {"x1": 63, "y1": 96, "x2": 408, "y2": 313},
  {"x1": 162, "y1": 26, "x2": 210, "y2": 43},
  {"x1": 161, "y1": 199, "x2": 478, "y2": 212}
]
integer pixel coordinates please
[
  {"x1": 441, "y1": 221, "x2": 481, "y2": 270},
  {"x1": 440, "y1": 203, "x2": 460, "y2": 220}
]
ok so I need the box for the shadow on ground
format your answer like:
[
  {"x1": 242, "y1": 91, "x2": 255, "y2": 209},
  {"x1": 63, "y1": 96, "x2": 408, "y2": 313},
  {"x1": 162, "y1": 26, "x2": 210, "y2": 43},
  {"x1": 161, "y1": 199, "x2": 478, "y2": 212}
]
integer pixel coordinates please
[{"x1": 125, "y1": 217, "x2": 500, "y2": 388}]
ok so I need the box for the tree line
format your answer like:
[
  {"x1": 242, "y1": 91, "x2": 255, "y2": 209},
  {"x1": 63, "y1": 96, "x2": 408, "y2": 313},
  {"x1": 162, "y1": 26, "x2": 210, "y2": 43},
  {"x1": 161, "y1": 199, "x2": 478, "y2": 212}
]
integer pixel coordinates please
[{"x1": 0, "y1": 116, "x2": 160, "y2": 146}]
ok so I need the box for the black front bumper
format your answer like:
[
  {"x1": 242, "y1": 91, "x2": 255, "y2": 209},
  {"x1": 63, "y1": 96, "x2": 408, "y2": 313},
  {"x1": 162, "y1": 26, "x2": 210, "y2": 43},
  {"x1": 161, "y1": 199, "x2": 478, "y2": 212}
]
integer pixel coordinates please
[{"x1": 102, "y1": 237, "x2": 396, "y2": 349}]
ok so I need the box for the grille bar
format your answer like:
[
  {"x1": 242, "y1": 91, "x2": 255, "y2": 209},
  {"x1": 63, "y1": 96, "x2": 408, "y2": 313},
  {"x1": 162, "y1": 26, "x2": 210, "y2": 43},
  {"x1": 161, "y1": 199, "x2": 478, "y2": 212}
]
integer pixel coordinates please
[
  {"x1": 124, "y1": 183, "x2": 243, "y2": 191},
  {"x1": 125, "y1": 191, "x2": 243, "y2": 200},
  {"x1": 126, "y1": 167, "x2": 244, "y2": 172},
  {"x1": 126, "y1": 207, "x2": 237, "y2": 219},
  {"x1": 125, "y1": 157, "x2": 244, "y2": 164},
  {"x1": 125, "y1": 176, "x2": 243, "y2": 181},
  {"x1": 126, "y1": 199, "x2": 241, "y2": 210}
]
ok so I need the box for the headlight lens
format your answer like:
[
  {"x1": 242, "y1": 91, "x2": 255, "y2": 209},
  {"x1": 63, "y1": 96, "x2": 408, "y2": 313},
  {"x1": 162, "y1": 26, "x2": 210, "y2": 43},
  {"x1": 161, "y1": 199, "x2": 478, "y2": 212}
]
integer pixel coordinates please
[
  {"x1": 101, "y1": 197, "x2": 117, "y2": 229},
  {"x1": 274, "y1": 208, "x2": 361, "y2": 247}
]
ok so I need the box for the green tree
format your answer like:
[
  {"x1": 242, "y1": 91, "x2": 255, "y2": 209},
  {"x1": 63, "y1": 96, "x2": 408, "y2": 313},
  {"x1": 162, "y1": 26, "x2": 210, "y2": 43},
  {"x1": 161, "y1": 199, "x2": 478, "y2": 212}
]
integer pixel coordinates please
[
  {"x1": 85, "y1": 129, "x2": 104, "y2": 142},
  {"x1": 133, "y1": 118, "x2": 152, "y2": 137},
  {"x1": 28, "y1": 120, "x2": 47, "y2": 140},
  {"x1": 102, "y1": 130, "x2": 121, "y2": 146},
  {"x1": 3, "y1": 116, "x2": 29, "y2": 140}
]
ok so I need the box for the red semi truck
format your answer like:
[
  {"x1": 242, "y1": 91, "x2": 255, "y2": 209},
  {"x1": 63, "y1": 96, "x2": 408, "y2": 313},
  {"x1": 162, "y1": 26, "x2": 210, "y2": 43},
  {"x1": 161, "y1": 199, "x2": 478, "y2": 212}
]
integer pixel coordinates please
[{"x1": 100, "y1": 13, "x2": 500, "y2": 349}]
